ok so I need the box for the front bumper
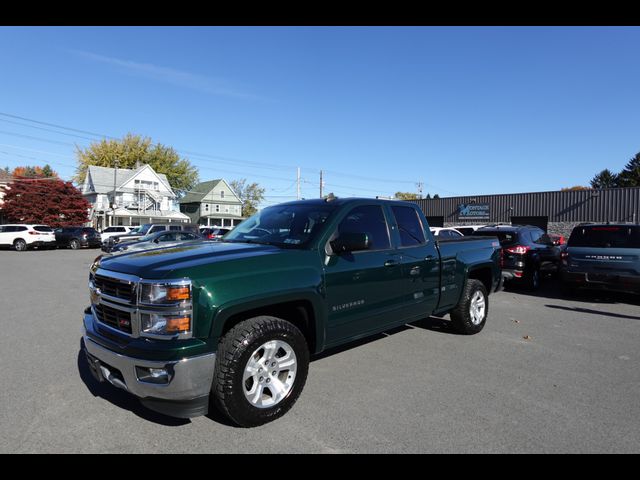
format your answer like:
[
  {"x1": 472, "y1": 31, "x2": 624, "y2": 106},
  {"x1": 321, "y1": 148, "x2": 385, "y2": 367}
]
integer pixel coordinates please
[{"x1": 82, "y1": 312, "x2": 217, "y2": 418}]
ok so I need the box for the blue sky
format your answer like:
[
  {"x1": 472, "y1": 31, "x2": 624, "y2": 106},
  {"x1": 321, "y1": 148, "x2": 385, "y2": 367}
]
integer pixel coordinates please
[{"x1": 0, "y1": 26, "x2": 639, "y2": 204}]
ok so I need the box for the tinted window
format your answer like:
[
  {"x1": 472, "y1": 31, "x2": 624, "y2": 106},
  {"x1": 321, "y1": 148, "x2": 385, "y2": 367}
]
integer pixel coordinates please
[
  {"x1": 568, "y1": 226, "x2": 640, "y2": 249},
  {"x1": 338, "y1": 205, "x2": 391, "y2": 250},
  {"x1": 457, "y1": 227, "x2": 475, "y2": 236},
  {"x1": 391, "y1": 206, "x2": 426, "y2": 247},
  {"x1": 34, "y1": 226, "x2": 53, "y2": 232},
  {"x1": 15, "y1": 226, "x2": 27, "y2": 232},
  {"x1": 473, "y1": 230, "x2": 519, "y2": 246},
  {"x1": 158, "y1": 232, "x2": 179, "y2": 242},
  {"x1": 169, "y1": 225, "x2": 182, "y2": 231},
  {"x1": 149, "y1": 225, "x2": 166, "y2": 234}
]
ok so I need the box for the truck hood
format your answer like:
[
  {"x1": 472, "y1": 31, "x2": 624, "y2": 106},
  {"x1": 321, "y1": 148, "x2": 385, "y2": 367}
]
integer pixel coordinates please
[{"x1": 98, "y1": 241, "x2": 285, "y2": 279}]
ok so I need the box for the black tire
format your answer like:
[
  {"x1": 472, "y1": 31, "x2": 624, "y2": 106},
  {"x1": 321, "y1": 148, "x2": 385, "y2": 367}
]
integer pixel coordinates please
[
  {"x1": 526, "y1": 267, "x2": 541, "y2": 291},
  {"x1": 13, "y1": 239, "x2": 27, "y2": 252},
  {"x1": 212, "y1": 316, "x2": 309, "y2": 427},
  {"x1": 69, "y1": 239, "x2": 81, "y2": 250},
  {"x1": 449, "y1": 279, "x2": 488, "y2": 335}
]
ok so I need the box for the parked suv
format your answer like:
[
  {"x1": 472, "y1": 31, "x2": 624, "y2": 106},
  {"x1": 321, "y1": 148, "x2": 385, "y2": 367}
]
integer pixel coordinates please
[
  {"x1": 473, "y1": 225, "x2": 561, "y2": 290},
  {"x1": 55, "y1": 227, "x2": 102, "y2": 249},
  {"x1": 100, "y1": 226, "x2": 135, "y2": 243},
  {"x1": 561, "y1": 223, "x2": 640, "y2": 295},
  {"x1": 102, "y1": 223, "x2": 198, "y2": 252},
  {"x1": 0, "y1": 224, "x2": 57, "y2": 251}
]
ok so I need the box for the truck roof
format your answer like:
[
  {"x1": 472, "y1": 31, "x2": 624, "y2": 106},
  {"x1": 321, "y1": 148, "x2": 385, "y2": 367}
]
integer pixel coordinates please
[{"x1": 276, "y1": 197, "x2": 416, "y2": 208}]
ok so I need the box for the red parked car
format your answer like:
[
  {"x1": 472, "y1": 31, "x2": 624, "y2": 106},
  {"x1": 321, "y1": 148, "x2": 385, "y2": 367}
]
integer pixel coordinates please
[{"x1": 200, "y1": 227, "x2": 230, "y2": 240}]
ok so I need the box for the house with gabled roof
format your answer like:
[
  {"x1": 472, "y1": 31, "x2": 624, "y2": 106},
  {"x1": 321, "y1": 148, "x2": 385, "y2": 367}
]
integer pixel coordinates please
[
  {"x1": 82, "y1": 164, "x2": 190, "y2": 230},
  {"x1": 179, "y1": 179, "x2": 244, "y2": 228}
]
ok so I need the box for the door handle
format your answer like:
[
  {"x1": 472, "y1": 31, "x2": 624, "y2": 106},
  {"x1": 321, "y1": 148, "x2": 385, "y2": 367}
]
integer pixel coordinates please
[
  {"x1": 384, "y1": 259, "x2": 399, "y2": 267},
  {"x1": 425, "y1": 255, "x2": 436, "y2": 261}
]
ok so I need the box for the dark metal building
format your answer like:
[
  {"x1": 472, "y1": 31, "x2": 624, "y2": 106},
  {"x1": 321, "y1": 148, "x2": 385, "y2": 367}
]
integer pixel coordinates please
[{"x1": 412, "y1": 187, "x2": 640, "y2": 237}]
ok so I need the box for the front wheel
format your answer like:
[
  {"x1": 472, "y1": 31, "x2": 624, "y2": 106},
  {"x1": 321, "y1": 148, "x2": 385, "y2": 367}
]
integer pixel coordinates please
[
  {"x1": 212, "y1": 316, "x2": 309, "y2": 427},
  {"x1": 449, "y1": 279, "x2": 488, "y2": 335},
  {"x1": 13, "y1": 239, "x2": 27, "y2": 252},
  {"x1": 69, "y1": 239, "x2": 80, "y2": 250}
]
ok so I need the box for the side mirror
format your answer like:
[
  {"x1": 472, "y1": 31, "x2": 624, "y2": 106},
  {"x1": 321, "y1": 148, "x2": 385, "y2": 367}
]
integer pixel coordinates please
[{"x1": 331, "y1": 232, "x2": 371, "y2": 253}]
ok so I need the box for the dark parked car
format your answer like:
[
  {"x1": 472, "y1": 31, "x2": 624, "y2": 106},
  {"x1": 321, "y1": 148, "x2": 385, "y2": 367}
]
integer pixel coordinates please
[
  {"x1": 200, "y1": 227, "x2": 230, "y2": 240},
  {"x1": 55, "y1": 227, "x2": 102, "y2": 249},
  {"x1": 473, "y1": 225, "x2": 561, "y2": 290},
  {"x1": 109, "y1": 230, "x2": 202, "y2": 253},
  {"x1": 561, "y1": 223, "x2": 640, "y2": 295}
]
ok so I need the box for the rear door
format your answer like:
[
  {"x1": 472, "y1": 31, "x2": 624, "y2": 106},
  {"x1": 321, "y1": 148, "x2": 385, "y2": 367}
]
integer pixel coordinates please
[
  {"x1": 323, "y1": 204, "x2": 403, "y2": 343},
  {"x1": 389, "y1": 205, "x2": 440, "y2": 320}
]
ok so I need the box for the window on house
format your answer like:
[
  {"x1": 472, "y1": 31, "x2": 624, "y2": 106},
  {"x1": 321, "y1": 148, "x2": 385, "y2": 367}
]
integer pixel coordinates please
[
  {"x1": 220, "y1": 191, "x2": 225, "y2": 199},
  {"x1": 205, "y1": 204, "x2": 209, "y2": 211},
  {"x1": 215, "y1": 205, "x2": 220, "y2": 212}
]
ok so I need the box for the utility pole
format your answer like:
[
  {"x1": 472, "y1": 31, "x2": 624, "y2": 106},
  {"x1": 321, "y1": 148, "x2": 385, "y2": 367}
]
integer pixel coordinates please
[
  {"x1": 297, "y1": 167, "x2": 301, "y2": 200},
  {"x1": 111, "y1": 159, "x2": 119, "y2": 227},
  {"x1": 319, "y1": 170, "x2": 324, "y2": 198},
  {"x1": 416, "y1": 181, "x2": 424, "y2": 199}
]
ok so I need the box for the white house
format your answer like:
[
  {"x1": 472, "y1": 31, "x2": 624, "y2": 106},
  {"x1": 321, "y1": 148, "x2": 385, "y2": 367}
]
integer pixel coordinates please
[{"x1": 82, "y1": 164, "x2": 190, "y2": 230}]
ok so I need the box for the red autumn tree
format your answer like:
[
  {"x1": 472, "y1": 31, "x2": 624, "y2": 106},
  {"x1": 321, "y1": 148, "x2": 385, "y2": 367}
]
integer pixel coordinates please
[{"x1": 2, "y1": 178, "x2": 90, "y2": 227}]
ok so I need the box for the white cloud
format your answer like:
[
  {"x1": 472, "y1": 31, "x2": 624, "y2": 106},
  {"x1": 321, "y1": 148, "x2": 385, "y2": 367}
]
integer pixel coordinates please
[{"x1": 69, "y1": 49, "x2": 264, "y2": 100}]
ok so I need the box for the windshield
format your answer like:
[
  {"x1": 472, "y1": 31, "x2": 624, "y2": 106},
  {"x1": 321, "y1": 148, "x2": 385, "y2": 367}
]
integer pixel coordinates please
[
  {"x1": 136, "y1": 224, "x2": 152, "y2": 235},
  {"x1": 568, "y1": 226, "x2": 640, "y2": 248},
  {"x1": 224, "y1": 204, "x2": 334, "y2": 247}
]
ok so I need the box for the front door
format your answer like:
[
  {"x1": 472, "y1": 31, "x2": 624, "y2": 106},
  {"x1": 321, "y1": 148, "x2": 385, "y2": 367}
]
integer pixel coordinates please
[{"x1": 323, "y1": 204, "x2": 402, "y2": 345}]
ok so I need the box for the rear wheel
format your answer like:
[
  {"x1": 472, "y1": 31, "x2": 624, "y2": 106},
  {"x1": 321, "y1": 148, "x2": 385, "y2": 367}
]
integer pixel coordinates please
[
  {"x1": 13, "y1": 239, "x2": 27, "y2": 252},
  {"x1": 69, "y1": 239, "x2": 81, "y2": 250},
  {"x1": 212, "y1": 316, "x2": 309, "y2": 427},
  {"x1": 526, "y1": 268, "x2": 540, "y2": 291},
  {"x1": 450, "y1": 279, "x2": 488, "y2": 335}
]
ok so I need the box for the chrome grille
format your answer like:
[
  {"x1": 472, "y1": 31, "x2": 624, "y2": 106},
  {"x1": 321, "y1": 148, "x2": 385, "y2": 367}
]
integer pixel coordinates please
[
  {"x1": 94, "y1": 304, "x2": 133, "y2": 334},
  {"x1": 94, "y1": 274, "x2": 135, "y2": 303}
]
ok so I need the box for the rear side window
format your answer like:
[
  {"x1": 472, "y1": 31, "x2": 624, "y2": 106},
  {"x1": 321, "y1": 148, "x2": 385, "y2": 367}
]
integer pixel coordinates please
[
  {"x1": 568, "y1": 226, "x2": 640, "y2": 248},
  {"x1": 15, "y1": 226, "x2": 27, "y2": 232},
  {"x1": 338, "y1": 205, "x2": 391, "y2": 251},
  {"x1": 34, "y1": 226, "x2": 53, "y2": 232},
  {"x1": 169, "y1": 225, "x2": 182, "y2": 231},
  {"x1": 391, "y1": 206, "x2": 426, "y2": 247},
  {"x1": 473, "y1": 230, "x2": 519, "y2": 247},
  {"x1": 149, "y1": 225, "x2": 166, "y2": 234}
]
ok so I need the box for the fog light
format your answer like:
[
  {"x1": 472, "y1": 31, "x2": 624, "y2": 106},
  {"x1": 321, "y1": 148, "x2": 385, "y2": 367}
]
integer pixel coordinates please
[{"x1": 136, "y1": 366, "x2": 171, "y2": 384}]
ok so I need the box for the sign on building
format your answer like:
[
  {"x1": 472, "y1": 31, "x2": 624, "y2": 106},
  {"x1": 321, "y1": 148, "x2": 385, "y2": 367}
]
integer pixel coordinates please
[{"x1": 458, "y1": 203, "x2": 490, "y2": 220}]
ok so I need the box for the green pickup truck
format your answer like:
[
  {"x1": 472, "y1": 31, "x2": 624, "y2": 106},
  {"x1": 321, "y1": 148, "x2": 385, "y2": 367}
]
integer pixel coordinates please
[{"x1": 82, "y1": 197, "x2": 502, "y2": 426}]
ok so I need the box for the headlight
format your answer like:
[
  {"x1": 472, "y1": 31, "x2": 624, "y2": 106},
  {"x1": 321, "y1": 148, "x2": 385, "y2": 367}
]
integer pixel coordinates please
[
  {"x1": 139, "y1": 282, "x2": 191, "y2": 305},
  {"x1": 141, "y1": 313, "x2": 191, "y2": 336}
]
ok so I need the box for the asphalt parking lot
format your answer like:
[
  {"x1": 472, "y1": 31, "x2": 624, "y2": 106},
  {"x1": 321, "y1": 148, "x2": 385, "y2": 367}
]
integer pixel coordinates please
[{"x1": 1, "y1": 248, "x2": 639, "y2": 453}]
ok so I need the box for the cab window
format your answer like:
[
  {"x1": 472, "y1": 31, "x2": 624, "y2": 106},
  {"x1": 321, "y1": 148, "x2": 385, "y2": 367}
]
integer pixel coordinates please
[
  {"x1": 391, "y1": 206, "x2": 426, "y2": 246},
  {"x1": 336, "y1": 205, "x2": 390, "y2": 251}
]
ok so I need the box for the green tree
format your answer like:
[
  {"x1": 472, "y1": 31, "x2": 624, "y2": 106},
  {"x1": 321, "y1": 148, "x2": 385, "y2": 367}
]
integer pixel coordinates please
[
  {"x1": 394, "y1": 191, "x2": 422, "y2": 200},
  {"x1": 433, "y1": 193, "x2": 440, "y2": 199},
  {"x1": 229, "y1": 179, "x2": 265, "y2": 217},
  {"x1": 617, "y1": 152, "x2": 640, "y2": 187},
  {"x1": 75, "y1": 133, "x2": 199, "y2": 196},
  {"x1": 590, "y1": 169, "x2": 619, "y2": 189}
]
